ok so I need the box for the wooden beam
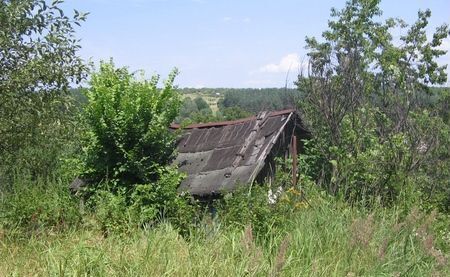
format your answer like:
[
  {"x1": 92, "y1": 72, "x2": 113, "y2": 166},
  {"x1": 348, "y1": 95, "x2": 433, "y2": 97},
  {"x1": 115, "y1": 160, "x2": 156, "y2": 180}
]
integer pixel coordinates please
[{"x1": 291, "y1": 135, "x2": 298, "y2": 187}]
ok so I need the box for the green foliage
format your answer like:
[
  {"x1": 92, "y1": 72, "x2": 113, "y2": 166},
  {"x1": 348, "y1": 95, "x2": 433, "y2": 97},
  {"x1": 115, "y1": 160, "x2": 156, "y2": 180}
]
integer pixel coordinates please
[
  {"x1": 193, "y1": 97, "x2": 211, "y2": 113},
  {"x1": 81, "y1": 60, "x2": 181, "y2": 187},
  {"x1": 214, "y1": 182, "x2": 308, "y2": 237},
  {"x1": 90, "y1": 167, "x2": 199, "y2": 236},
  {"x1": 178, "y1": 96, "x2": 216, "y2": 123},
  {"x1": 90, "y1": 188, "x2": 132, "y2": 235},
  {"x1": 220, "y1": 106, "x2": 252, "y2": 121},
  {"x1": 0, "y1": 174, "x2": 82, "y2": 234},
  {"x1": 0, "y1": 0, "x2": 88, "y2": 179},
  {"x1": 298, "y1": 0, "x2": 450, "y2": 209},
  {"x1": 128, "y1": 167, "x2": 199, "y2": 233},
  {"x1": 218, "y1": 88, "x2": 301, "y2": 114},
  {"x1": 179, "y1": 97, "x2": 199, "y2": 119},
  {"x1": 177, "y1": 88, "x2": 300, "y2": 124},
  {"x1": 78, "y1": 61, "x2": 198, "y2": 235},
  {"x1": 2, "y1": 188, "x2": 448, "y2": 276},
  {"x1": 214, "y1": 185, "x2": 276, "y2": 236}
]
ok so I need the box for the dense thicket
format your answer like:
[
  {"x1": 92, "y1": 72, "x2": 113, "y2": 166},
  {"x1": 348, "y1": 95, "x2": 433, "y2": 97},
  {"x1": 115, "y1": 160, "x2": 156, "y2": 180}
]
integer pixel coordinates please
[
  {"x1": 297, "y1": 0, "x2": 450, "y2": 211},
  {"x1": 75, "y1": 61, "x2": 199, "y2": 234},
  {"x1": 0, "y1": 0, "x2": 88, "y2": 179}
]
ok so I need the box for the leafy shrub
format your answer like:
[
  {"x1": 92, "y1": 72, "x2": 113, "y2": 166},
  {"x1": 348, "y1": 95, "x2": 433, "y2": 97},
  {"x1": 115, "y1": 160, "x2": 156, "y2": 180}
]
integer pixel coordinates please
[
  {"x1": 90, "y1": 167, "x2": 199, "y2": 236},
  {"x1": 0, "y1": 174, "x2": 82, "y2": 234},
  {"x1": 214, "y1": 181, "x2": 310, "y2": 238},
  {"x1": 79, "y1": 61, "x2": 198, "y2": 234},
  {"x1": 90, "y1": 188, "x2": 133, "y2": 235},
  {"x1": 215, "y1": 185, "x2": 275, "y2": 236},
  {"x1": 128, "y1": 167, "x2": 200, "y2": 233},
  {"x1": 218, "y1": 88, "x2": 301, "y2": 114},
  {"x1": 81, "y1": 60, "x2": 181, "y2": 187}
]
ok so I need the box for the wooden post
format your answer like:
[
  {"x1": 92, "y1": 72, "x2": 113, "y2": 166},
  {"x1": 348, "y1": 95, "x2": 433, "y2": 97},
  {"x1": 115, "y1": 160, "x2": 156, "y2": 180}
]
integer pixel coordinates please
[{"x1": 291, "y1": 135, "x2": 297, "y2": 187}]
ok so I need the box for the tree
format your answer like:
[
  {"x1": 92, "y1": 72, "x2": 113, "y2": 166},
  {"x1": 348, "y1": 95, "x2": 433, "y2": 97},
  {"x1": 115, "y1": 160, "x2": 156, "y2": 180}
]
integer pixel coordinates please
[
  {"x1": 179, "y1": 97, "x2": 199, "y2": 119},
  {"x1": 221, "y1": 106, "x2": 252, "y2": 121},
  {"x1": 193, "y1": 97, "x2": 211, "y2": 113},
  {"x1": 297, "y1": 0, "x2": 450, "y2": 208},
  {"x1": 0, "y1": 0, "x2": 88, "y2": 176},
  {"x1": 177, "y1": 96, "x2": 214, "y2": 123}
]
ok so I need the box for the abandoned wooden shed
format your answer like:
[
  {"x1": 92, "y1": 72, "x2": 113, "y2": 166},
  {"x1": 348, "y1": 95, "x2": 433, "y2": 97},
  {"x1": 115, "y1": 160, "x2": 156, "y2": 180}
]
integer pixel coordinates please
[{"x1": 170, "y1": 109, "x2": 310, "y2": 197}]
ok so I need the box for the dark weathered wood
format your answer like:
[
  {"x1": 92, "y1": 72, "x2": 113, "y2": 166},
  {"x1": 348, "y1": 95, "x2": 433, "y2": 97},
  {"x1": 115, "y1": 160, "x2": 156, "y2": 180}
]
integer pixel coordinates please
[
  {"x1": 172, "y1": 110, "x2": 309, "y2": 197},
  {"x1": 291, "y1": 135, "x2": 297, "y2": 187}
]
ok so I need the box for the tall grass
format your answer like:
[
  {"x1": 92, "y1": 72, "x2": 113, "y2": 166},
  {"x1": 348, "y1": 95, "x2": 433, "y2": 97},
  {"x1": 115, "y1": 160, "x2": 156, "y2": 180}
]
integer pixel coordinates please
[{"x1": 1, "y1": 179, "x2": 448, "y2": 276}]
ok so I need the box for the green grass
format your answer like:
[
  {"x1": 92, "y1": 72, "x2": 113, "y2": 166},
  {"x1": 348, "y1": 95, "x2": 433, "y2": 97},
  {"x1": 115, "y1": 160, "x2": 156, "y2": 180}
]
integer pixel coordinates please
[
  {"x1": 1, "y1": 195, "x2": 448, "y2": 276},
  {"x1": 0, "y1": 173, "x2": 448, "y2": 276}
]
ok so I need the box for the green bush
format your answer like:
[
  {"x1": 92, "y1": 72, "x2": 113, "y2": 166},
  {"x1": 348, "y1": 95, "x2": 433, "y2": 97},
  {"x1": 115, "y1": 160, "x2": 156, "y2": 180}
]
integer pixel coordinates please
[
  {"x1": 214, "y1": 185, "x2": 275, "y2": 236},
  {"x1": 78, "y1": 61, "x2": 198, "y2": 235},
  {"x1": 90, "y1": 167, "x2": 199, "y2": 236},
  {"x1": 81, "y1": 60, "x2": 181, "y2": 187},
  {"x1": 0, "y1": 174, "x2": 82, "y2": 234},
  {"x1": 214, "y1": 181, "x2": 310, "y2": 238},
  {"x1": 90, "y1": 188, "x2": 133, "y2": 235}
]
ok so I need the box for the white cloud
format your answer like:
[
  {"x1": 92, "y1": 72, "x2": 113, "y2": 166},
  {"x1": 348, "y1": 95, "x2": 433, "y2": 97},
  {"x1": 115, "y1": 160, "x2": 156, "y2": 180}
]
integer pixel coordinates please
[
  {"x1": 194, "y1": 83, "x2": 205, "y2": 89},
  {"x1": 259, "y1": 53, "x2": 307, "y2": 73},
  {"x1": 243, "y1": 17, "x2": 251, "y2": 23},
  {"x1": 223, "y1": 16, "x2": 232, "y2": 22}
]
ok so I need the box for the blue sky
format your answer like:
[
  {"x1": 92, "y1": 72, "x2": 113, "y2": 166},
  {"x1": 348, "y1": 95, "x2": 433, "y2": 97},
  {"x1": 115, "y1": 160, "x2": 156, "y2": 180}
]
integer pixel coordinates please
[{"x1": 63, "y1": 0, "x2": 450, "y2": 88}]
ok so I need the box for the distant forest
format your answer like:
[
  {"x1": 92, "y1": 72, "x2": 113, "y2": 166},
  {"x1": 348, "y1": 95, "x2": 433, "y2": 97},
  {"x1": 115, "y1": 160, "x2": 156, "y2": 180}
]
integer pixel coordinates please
[
  {"x1": 176, "y1": 88, "x2": 302, "y2": 123},
  {"x1": 71, "y1": 86, "x2": 449, "y2": 124}
]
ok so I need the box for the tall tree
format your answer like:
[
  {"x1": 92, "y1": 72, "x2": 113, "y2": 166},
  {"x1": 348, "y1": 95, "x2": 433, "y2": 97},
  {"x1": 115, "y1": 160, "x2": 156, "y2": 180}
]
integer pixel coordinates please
[
  {"x1": 298, "y1": 0, "x2": 450, "y2": 208},
  {"x1": 0, "y1": 0, "x2": 88, "y2": 176}
]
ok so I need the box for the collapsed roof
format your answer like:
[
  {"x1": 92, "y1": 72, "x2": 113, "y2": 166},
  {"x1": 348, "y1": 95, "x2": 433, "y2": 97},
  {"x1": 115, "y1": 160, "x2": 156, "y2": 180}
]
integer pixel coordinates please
[{"x1": 171, "y1": 109, "x2": 309, "y2": 197}]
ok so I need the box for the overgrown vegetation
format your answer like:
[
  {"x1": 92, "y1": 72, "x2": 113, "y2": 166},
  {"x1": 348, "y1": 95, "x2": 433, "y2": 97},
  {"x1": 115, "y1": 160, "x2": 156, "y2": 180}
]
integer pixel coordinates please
[
  {"x1": 297, "y1": 0, "x2": 450, "y2": 211},
  {"x1": 1, "y1": 177, "x2": 449, "y2": 276},
  {"x1": 0, "y1": 0, "x2": 88, "y2": 180},
  {"x1": 74, "y1": 61, "x2": 199, "y2": 235},
  {"x1": 0, "y1": 0, "x2": 449, "y2": 275}
]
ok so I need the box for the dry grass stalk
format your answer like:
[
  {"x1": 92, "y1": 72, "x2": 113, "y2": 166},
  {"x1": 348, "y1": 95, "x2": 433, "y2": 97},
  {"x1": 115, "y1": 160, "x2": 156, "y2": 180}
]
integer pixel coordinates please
[
  {"x1": 408, "y1": 210, "x2": 447, "y2": 268},
  {"x1": 311, "y1": 259, "x2": 319, "y2": 275},
  {"x1": 392, "y1": 222, "x2": 405, "y2": 233},
  {"x1": 350, "y1": 213, "x2": 375, "y2": 248},
  {"x1": 271, "y1": 234, "x2": 291, "y2": 276},
  {"x1": 405, "y1": 207, "x2": 420, "y2": 227},
  {"x1": 378, "y1": 237, "x2": 389, "y2": 260},
  {"x1": 248, "y1": 247, "x2": 263, "y2": 274},
  {"x1": 422, "y1": 233, "x2": 447, "y2": 267},
  {"x1": 416, "y1": 210, "x2": 435, "y2": 237},
  {"x1": 415, "y1": 211, "x2": 447, "y2": 267},
  {"x1": 240, "y1": 224, "x2": 263, "y2": 274},
  {"x1": 241, "y1": 224, "x2": 254, "y2": 252}
]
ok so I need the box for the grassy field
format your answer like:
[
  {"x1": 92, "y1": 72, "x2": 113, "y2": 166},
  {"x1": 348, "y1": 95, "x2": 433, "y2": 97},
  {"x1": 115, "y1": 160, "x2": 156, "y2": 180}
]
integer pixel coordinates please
[
  {"x1": 1, "y1": 192, "x2": 448, "y2": 276},
  {"x1": 180, "y1": 91, "x2": 222, "y2": 114}
]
